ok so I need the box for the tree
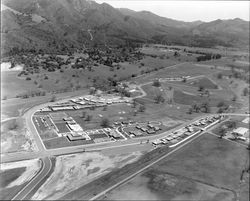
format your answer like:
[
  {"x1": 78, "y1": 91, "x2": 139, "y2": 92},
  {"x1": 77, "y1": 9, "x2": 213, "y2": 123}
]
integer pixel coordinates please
[
  {"x1": 132, "y1": 100, "x2": 137, "y2": 108},
  {"x1": 187, "y1": 107, "x2": 193, "y2": 114},
  {"x1": 103, "y1": 105, "x2": 108, "y2": 111},
  {"x1": 198, "y1": 85, "x2": 204, "y2": 92},
  {"x1": 226, "y1": 121, "x2": 237, "y2": 129},
  {"x1": 217, "y1": 101, "x2": 225, "y2": 108},
  {"x1": 243, "y1": 87, "x2": 249, "y2": 96},
  {"x1": 100, "y1": 118, "x2": 110, "y2": 128},
  {"x1": 138, "y1": 105, "x2": 146, "y2": 112},
  {"x1": 50, "y1": 95, "x2": 56, "y2": 102},
  {"x1": 81, "y1": 111, "x2": 86, "y2": 118},
  {"x1": 85, "y1": 115, "x2": 92, "y2": 121},
  {"x1": 152, "y1": 79, "x2": 161, "y2": 87},
  {"x1": 231, "y1": 95, "x2": 237, "y2": 102},
  {"x1": 192, "y1": 103, "x2": 200, "y2": 113},
  {"x1": 154, "y1": 94, "x2": 165, "y2": 104},
  {"x1": 89, "y1": 87, "x2": 96, "y2": 95},
  {"x1": 201, "y1": 102, "x2": 210, "y2": 113},
  {"x1": 217, "y1": 73, "x2": 222, "y2": 79},
  {"x1": 218, "y1": 127, "x2": 226, "y2": 139},
  {"x1": 204, "y1": 89, "x2": 210, "y2": 97}
]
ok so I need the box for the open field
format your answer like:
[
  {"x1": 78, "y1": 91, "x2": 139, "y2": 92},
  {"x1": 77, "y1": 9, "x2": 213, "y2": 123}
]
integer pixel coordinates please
[
  {"x1": 140, "y1": 46, "x2": 201, "y2": 62},
  {"x1": 0, "y1": 159, "x2": 41, "y2": 200},
  {"x1": 103, "y1": 173, "x2": 234, "y2": 201},
  {"x1": 1, "y1": 51, "x2": 186, "y2": 99},
  {"x1": 239, "y1": 172, "x2": 249, "y2": 201},
  {"x1": 154, "y1": 134, "x2": 248, "y2": 190},
  {"x1": 31, "y1": 151, "x2": 144, "y2": 200},
  {"x1": 156, "y1": 45, "x2": 249, "y2": 57},
  {"x1": 1, "y1": 88, "x2": 89, "y2": 119},
  {"x1": 135, "y1": 62, "x2": 221, "y2": 84},
  {"x1": 103, "y1": 133, "x2": 248, "y2": 200},
  {"x1": 173, "y1": 89, "x2": 237, "y2": 107},
  {"x1": 200, "y1": 57, "x2": 250, "y2": 72},
  {"x1": 1, "y1": 70, "x2": 39, "y2": 99}
]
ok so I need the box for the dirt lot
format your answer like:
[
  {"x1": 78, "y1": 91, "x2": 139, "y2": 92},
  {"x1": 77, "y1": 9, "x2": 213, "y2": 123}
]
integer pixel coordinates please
[
  {"x1": 1, "y1": 118, "x2": 37, "y2": 153},
  {"x1": 32, "y1": 151, "x2": 143, "y2": 200}
]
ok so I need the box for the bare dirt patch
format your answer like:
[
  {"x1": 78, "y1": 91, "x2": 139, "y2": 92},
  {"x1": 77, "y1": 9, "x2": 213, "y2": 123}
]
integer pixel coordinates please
[
  {"x1": 1, "y1": 118, "x2": 37, "y2": 153},
  {"x1": 32, "y1": 151, "x2": 143, "y2": 200}
]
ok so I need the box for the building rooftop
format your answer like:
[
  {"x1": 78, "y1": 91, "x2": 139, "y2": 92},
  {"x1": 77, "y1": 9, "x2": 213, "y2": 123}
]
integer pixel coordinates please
[{"x1": 233, "y1": 127, "x2": 249, "y2": 136}]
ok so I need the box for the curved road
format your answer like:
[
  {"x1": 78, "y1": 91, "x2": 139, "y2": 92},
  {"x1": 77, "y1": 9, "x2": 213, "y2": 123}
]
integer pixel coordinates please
[{"x1": 11, "y1": 157, "x2": 52, "y2": 200}]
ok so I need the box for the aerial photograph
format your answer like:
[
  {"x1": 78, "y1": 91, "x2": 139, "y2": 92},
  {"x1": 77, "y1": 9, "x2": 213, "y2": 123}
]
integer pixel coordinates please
[{"x1": 0, "y1": 0, "x2": 249, "y2": 200}]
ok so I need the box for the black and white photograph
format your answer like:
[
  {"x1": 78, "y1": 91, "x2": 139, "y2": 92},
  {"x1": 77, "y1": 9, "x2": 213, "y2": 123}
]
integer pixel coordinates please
[{"x1": 0, "y1": 0, "x2": 249, "y2": 200}]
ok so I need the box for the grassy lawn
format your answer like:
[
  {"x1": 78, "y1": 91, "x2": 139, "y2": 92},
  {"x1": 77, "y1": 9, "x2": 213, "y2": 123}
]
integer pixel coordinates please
[
  {"x1": 0, "y1": 167, "x2": 26, "y2": 188},
  {"x1": 1, "y1": 71, "x2": 38, "y2": 98},
  {"x1": 0, "y1": 184, "x2": 29, "y2": 200},
  {"x1": 173, "y1": 77, "x2": 219, "y2": 89},
  {"x1": 135, "y1": 62, "x2": 221, "y2": 85},
  {"x1": 104, "y1": 171, "x2": 234, "y2": 201},
  {"x1": 239, "y1": 173, "x2": 249, "y2": 201},
  {"x1": 153, "y1": 133, "x2": 249, "y2": 190},
  {"x1": 173, "y1": 89, "x2": 238, "y2": 107},
  {"x1": 190, "y1": 77, "x2": 218, "y2": 89},
  {"x1": 151, "y1": 63, "x2": 219, "y2": 79},
  {"x1": 0, "y1": 167, "x2": 27, "y2": 200},
  {"x1": 43, "y1": 137, "x2": 94, "y2": 149}
]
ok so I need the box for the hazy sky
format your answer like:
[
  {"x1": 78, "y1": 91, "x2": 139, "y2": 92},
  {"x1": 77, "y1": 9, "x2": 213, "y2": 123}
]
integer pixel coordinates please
[{"x1": 96, "y1": 0, "x2": 249, "y2": 22}]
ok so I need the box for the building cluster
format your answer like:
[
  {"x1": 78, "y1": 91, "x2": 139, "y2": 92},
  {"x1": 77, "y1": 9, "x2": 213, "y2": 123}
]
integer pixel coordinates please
[
  {"x1": 230, "y1": 117, "x2": 249, "y2": 142},
  {"x1": 122, "y1": 122, "x2": 162, "y2": 138},
  {"x1": 159, "y1": 76, "x2": 191, "y2": 82},
  {"x1": 153, "y1": 115, "x2": 224, "y2": 146},
  {"x1": 39, "y1": 94, "x2": 131, "y2": 112}
]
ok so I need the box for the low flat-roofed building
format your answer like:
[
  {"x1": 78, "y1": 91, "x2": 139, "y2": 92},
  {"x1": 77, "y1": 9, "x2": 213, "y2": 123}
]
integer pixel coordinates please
[
  {"x1": 78, "y1": 101, "x2": 86, "y2": 105},
  {"x1": 63, "y1": 117, "x2": 74, "y2": 121},
  {"x1": 67, "y1": 133, "x2": 87, "y2": 141},
  {"x1": 108, "y1": 130, "x2": 121, "y2": 138},
  {"x1": 40, "y1": 107, "x2": 51, "y2": 112},
  {"x1": 134, "y1": 130, "x2": 143, "y2": 136},
  {"x1": 51, "y1": 106, "x2": 75, "y2": 111},
  {"x1": 152, "y1": 139, "x2": 162, "y2": 145},
  {"x1": 232, "y1": 127, "x2": 249, "y2": 136}
]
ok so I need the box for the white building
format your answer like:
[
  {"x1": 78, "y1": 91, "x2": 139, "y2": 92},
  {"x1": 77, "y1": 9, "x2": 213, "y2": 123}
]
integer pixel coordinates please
[
  {"x1": 67, "y1": 123, "x2": 83, "y2": 132},
  {"x1": 232, "y1": 127, "x2": 249, "y2": 136},
  {"x1": 242, "y1": 117, "x2": 249, "y2": 124}
]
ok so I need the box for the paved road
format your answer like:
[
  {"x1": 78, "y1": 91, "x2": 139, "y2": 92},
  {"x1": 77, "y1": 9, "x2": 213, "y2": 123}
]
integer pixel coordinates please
[{"x1": 12, "y1": 157, "x2": 52, "y2": 200}]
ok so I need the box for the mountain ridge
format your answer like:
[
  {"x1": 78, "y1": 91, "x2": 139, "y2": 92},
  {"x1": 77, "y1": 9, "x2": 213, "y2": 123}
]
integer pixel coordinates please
[{"x1": 1, "y1": 0, "x2": 249, "y2": 55}]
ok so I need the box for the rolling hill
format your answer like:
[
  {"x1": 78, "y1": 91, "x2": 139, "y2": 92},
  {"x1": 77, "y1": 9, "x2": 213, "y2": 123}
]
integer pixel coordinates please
[{"x1": 1, "y1": 0, "x2": 249, "y2": 55}]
